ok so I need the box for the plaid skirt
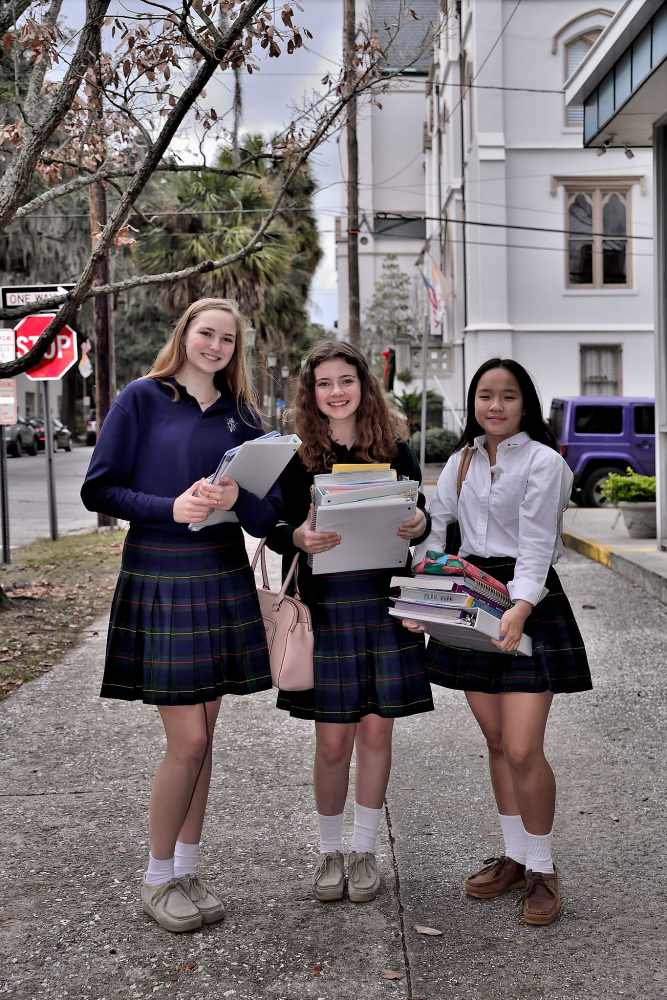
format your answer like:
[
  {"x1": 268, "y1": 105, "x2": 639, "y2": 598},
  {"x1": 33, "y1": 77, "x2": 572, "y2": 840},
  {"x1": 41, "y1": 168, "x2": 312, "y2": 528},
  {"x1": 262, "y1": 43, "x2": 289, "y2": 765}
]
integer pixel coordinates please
[
  {"x1": 426, "y1": 556, "x2": 592, "y2": 695},
  {"x1": 101, "y1": 525, "x2": 272, "y2": 705},
  {"x1": 276, "y1": 569, "x2": 433, "y2": 723}
]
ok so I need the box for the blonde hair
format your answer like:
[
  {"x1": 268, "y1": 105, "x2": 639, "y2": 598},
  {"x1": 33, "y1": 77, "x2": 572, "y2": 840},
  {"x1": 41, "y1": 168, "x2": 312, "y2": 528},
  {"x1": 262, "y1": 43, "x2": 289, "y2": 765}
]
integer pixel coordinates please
[{"x1": 146, "y1": 298, "x2": 257, "y2": 412}]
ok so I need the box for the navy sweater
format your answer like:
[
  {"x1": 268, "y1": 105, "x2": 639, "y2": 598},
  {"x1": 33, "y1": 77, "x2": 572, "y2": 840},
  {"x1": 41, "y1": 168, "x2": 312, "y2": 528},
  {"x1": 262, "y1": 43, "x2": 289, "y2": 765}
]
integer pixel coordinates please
[{"x1": 81, "y1": 377, "x2": 282, "y2": 538}]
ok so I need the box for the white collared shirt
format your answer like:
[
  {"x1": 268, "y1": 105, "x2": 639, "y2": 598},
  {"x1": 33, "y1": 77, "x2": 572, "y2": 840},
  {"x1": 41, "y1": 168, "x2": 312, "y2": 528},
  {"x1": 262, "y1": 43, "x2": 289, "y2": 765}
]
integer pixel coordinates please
[{"x1": 413, "y1": 432, "x2": 573, "y2": 606}]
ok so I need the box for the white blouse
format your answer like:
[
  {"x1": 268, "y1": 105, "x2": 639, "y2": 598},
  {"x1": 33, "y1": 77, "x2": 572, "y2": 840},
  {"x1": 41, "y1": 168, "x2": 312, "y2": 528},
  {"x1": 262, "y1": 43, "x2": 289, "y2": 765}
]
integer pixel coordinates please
[{"x1": 413, "y1": 432, "x2": 573, "y2": 606}]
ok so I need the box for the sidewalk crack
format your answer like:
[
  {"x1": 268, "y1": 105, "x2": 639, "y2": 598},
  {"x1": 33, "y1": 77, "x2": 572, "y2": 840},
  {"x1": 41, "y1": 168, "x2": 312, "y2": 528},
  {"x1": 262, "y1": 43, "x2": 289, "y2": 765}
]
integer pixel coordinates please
[{"x1": 385, "y1": 798, "x2": 414, "y2": 999}]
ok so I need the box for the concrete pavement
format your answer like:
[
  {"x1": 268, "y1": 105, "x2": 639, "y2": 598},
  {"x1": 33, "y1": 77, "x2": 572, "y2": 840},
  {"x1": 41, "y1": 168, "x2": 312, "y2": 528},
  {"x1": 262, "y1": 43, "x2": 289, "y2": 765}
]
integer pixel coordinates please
[
  {"x1": 1, "y1": 545, "x2": 665, "y2": 1000},
  {"x1": 563, "y1": 507, "x2": 667, "y2": 606}
]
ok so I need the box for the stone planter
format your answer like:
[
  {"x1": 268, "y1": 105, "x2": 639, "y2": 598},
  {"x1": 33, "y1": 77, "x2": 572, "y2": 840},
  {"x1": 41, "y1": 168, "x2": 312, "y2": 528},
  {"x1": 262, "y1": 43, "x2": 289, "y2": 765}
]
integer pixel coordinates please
[{"x1": 618, "y1": 501, "x2": 657, "y2": 539}]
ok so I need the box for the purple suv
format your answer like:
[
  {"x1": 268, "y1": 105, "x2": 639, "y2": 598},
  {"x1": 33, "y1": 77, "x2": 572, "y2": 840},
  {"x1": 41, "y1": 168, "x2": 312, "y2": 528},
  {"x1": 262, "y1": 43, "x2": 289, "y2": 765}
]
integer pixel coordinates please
[{"x1": 549, "y1": 396, "x2": 655, "y2": 507}]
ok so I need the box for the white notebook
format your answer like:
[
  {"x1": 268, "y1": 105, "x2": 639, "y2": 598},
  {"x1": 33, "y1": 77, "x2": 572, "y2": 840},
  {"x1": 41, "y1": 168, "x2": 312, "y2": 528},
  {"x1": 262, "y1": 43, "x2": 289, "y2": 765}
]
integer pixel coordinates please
[
  {"x1": 310, "y1": 495, "x2": 415, "y2": 575},
  {"x1": 190, "y1": 433, "x2": 300, "y2": 531},
  {"x1": 388, "y1": 605, "x2": 532, "y2": 656}
]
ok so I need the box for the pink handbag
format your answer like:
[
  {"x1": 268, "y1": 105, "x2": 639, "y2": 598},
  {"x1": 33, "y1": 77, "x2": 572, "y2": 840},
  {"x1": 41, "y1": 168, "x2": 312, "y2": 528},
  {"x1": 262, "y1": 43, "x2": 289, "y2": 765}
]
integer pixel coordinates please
[{"x1": 251, "y1": 539, "x2": 314, "y2": 691}]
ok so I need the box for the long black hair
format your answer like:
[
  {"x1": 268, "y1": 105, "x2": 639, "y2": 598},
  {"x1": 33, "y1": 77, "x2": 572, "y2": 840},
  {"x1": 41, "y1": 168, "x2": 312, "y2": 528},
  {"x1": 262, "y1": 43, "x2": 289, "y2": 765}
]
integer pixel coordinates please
[{"x1": 455, "y1": 358, "x2": 558, "y2": 452}]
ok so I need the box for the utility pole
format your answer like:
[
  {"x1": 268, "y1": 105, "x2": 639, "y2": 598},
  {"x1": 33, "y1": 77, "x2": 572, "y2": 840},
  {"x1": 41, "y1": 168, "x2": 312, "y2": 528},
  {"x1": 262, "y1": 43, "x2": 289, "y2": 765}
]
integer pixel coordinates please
[
  {"x1": 88, "y1": 0, "x2": 115, "y2": 528},
  {"x1": 343, "y1": 0, "x2": 361, "y2": 347}
]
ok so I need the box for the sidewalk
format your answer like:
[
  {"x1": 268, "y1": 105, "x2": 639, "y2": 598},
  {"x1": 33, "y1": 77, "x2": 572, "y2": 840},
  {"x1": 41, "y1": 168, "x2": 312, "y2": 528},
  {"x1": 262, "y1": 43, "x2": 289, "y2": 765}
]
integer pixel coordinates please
[
  {"x1": 563, "y1": 507, "x2": 667, "y2": 606},
  {"x1": 1, "y1": 544, "x2": 665, "y2": 999}
]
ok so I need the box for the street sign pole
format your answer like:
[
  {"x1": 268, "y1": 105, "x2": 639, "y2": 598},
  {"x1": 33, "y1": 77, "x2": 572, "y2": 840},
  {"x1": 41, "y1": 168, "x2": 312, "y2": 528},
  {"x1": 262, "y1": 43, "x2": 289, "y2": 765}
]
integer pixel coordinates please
[
  {"x1": 0, "y1": 427, "x2": 9, "y2": 563},
  {"x1": 42, "y1": 381, "x2": 58, "y2": 541}
]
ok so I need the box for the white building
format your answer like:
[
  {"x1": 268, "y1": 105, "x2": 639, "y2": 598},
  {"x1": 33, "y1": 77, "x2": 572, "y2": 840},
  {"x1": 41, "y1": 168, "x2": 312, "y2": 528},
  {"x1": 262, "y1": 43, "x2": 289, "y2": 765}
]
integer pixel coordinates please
[
  {"x1": 336, "y1": 0, "x2": 450, "y2": 398},
  {"x1": 425, "y1": 0, "x2": 655, "y2": 426},
  {"x1": 565, "y1": 0, "x2": 667, "y2": 545}
]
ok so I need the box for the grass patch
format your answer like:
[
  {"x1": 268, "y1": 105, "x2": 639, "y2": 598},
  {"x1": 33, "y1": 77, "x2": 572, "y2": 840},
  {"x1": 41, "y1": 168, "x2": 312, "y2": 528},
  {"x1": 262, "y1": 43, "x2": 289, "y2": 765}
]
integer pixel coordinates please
[{"x1": 0, "y1": 530, "x2": 125, "y2": 701}]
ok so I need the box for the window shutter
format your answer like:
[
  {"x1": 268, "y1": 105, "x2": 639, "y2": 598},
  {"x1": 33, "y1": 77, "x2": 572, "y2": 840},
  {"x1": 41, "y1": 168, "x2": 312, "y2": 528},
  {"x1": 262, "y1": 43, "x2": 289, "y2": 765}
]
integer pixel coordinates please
[{"x1": 566, "y1": 35, "x2": 598, "y2": 126}]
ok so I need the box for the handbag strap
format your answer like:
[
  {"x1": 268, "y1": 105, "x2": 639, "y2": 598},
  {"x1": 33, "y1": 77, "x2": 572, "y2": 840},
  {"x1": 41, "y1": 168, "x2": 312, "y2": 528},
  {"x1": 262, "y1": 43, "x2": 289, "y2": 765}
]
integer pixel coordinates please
[
  {"x1": 456, "y1": 445, "x2": 474, "y2": 498},
  {"x1": 252, "y1": 538, "x2": 302, "y2": 603}
]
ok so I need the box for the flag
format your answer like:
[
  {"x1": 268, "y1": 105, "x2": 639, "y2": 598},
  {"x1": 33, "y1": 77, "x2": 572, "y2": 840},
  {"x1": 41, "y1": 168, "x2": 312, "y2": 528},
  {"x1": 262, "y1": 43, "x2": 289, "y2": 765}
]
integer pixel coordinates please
[{"x1": 421, "y1": 253, "x2": 447, "y2": 336}]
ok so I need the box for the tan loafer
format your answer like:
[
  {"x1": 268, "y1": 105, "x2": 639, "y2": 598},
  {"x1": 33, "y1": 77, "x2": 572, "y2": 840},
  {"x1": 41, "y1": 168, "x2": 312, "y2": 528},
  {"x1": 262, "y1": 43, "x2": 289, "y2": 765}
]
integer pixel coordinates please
[
  {"x1": 347, "y1": 851, "x2": 381, "y2": 903},
  {"x1": 465, "y1": 856, "x2": 526, "y2": 899},
  {"x1": 313, "y1": 851, "x2": 345, "y2": 902},
  {"x1": 141, "y1": 878, "x2": 203, "y2": 933},
  {"x1": 521, "y1": 868, "x2": 561, "y2": 925},
  {"x1": 178, "y1": 874, "x2": 226, "y2": 925}
]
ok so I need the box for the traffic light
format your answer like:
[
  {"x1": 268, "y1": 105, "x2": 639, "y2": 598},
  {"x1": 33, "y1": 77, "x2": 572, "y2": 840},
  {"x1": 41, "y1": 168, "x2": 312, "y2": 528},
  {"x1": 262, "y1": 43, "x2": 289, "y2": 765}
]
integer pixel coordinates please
[{"x1": 382, "y1": 348, "x2": 396, "y2": 392}]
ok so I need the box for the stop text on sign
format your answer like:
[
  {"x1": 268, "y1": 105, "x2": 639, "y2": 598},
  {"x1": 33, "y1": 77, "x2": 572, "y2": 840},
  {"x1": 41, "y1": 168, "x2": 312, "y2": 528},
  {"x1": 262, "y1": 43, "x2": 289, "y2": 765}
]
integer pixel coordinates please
[{"x1": 14, "y1": 313, "x2": 79, "y2": 381}]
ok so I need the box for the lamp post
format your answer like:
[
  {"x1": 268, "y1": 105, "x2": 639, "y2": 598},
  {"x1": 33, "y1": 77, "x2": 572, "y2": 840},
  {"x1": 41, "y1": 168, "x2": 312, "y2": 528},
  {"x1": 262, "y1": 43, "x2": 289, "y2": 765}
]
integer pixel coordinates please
[{"x1": 267, "y1": 351, "x2": 277, "y2": 429}]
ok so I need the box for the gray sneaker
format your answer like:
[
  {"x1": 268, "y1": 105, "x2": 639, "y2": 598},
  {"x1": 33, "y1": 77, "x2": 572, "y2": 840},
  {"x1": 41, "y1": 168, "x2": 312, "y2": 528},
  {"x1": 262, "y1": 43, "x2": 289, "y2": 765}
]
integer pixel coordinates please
[
  {"x1": 141, "y1": 878, "x2": 203, "y2": 932},
  {"x1": 347, "y1": 851, "x2": 381, "y2": 903},
  {"x1": 313, "y1": 850, "x2": 345, "y2": 902},
  {"x1": 178, "y1": 875, "x2": 226, "y2": 925}
]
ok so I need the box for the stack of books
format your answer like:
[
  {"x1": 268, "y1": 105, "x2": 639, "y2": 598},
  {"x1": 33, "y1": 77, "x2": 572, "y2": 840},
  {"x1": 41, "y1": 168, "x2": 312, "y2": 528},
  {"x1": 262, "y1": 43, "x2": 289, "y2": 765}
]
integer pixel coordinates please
[
  {"x1": 309, "y1": 464, "x2": 419, "y2": 574},
  {"x1": 388, "y1": 551, "x2": 532, "y2": 656}
]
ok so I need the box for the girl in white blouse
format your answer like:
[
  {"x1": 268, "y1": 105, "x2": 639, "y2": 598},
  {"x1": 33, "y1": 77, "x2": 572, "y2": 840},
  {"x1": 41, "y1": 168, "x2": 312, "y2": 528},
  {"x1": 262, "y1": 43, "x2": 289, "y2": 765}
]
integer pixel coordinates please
[{"x1": 405, "y1": 358, "x2": 592, "y2": 927}]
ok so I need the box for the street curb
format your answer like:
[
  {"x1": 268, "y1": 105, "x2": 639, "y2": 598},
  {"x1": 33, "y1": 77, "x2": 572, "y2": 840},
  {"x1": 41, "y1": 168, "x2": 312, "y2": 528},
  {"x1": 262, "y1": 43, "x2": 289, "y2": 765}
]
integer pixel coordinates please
[{"x1": 563, "y1": 530, "x2": 667, "y2": 606}]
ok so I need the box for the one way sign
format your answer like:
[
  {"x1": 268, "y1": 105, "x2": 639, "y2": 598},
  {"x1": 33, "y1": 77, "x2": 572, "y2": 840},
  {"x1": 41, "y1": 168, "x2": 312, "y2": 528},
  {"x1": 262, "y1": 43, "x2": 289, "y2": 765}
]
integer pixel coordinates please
[{"x1": 1, "y1": 284, "x2": 74, "y2": 309}]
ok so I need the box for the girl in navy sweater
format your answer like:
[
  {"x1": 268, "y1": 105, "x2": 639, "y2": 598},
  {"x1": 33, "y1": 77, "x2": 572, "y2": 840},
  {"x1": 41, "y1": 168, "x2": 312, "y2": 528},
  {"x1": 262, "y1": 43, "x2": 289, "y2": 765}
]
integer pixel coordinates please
[
  {"x1": 267, "y1": 341, "x2": 432, "y2": 905},
  {"x1": 82, "y1": 298, "x2": 280, "y2": 933}
]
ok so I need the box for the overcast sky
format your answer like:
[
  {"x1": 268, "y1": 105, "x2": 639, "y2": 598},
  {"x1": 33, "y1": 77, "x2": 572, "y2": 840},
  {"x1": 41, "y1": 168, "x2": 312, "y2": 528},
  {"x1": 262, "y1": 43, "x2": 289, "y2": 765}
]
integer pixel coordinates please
[{"x1": 55, "y1": 0, "x2": 345, "y2": 329}]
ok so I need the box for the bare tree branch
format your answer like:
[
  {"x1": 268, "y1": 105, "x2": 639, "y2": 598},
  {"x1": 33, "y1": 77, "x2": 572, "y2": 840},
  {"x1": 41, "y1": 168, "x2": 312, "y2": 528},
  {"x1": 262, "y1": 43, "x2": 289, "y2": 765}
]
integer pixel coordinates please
[
  {"x1": 23, "y1": 0, "x2": 65, "y2": 124},
  {"x1": 0, "y1": 0, "x2": 270, "y2": 375},
  {"x1": 0, "y1": 0, "x2": 111, "y2": 230}
]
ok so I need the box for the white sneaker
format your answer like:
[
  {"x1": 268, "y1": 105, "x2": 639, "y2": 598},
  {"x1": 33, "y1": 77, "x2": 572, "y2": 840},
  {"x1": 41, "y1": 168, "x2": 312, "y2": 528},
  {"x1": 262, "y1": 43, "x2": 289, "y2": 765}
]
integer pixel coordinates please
[
  {"x1": 141, "y1": 879, "x2": 202, "y2": 932},
  {"x1": 347, "y1": 852, "x2": 381, "y2": 903},
  {"x1": 313, "y1": 851, "x2": 345, "y2": 902}
]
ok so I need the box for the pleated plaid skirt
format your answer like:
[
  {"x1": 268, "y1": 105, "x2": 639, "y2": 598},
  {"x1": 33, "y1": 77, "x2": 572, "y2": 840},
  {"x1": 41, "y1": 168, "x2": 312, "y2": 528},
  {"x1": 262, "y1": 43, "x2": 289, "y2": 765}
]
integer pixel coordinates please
[
  {"x1": 276, "y1": 569, "x2": 433, "y2": 723},
  {"x1": 101, "y1": 525, "x2": 272, "y2": 705},
  {"x1": 426, "y1": 556, "x2": 592, "y2": 695}
]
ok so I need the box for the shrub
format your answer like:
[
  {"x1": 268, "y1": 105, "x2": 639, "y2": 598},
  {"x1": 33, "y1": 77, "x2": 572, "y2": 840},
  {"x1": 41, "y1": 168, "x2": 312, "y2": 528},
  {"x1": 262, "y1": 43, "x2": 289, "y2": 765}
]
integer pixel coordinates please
[
  {"x1": 599, "y1": 468, "x2": 656, "y2": 503},
  {"x1": 411, "y1": 428, "x2": 460, "y2": 464}
]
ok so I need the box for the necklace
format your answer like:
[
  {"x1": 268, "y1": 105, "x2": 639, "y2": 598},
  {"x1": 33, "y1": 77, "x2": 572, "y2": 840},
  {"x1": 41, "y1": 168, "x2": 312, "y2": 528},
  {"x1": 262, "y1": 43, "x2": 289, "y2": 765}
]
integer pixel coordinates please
[{"x1": 194, "y1": 389, "x2": 220, "y2": 407}]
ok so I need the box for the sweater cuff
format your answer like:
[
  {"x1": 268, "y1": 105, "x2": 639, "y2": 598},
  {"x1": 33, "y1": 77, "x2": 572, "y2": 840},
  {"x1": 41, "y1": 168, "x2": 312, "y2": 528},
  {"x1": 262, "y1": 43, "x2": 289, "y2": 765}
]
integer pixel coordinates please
[{"x1": 150, "y1": 495, "x2": 177, "y2": 523}]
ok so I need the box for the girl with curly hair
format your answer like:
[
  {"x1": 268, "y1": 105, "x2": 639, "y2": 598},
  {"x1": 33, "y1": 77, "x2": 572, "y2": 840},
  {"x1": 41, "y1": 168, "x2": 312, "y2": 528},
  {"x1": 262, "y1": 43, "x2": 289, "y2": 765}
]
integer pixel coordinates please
[{"x1": 267, "y1": 340, "x2": 433, "y2": 904}]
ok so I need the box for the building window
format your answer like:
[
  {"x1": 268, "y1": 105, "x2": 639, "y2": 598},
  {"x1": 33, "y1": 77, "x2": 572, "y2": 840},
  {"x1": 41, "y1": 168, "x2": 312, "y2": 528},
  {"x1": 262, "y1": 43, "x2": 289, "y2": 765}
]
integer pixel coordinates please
[
  {"x1": 565, "y1": 32, "x2": 600, "y2": 126},
  {"x1": 566, "y1": 185, "x2": 631, "y2": 288},
  {"x1": 373, "y1": 215, "x2": 426, "y2": 240},
  {"x1": 580, "y1": 345, "x2": 623, "y2": 396}
]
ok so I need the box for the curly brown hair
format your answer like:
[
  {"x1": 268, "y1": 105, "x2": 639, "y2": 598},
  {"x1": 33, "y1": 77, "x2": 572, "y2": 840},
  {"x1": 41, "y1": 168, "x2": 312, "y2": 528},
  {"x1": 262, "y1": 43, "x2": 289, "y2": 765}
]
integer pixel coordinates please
[{"x1": 296, "y1": 340, "x2": 406, "y2": 472}]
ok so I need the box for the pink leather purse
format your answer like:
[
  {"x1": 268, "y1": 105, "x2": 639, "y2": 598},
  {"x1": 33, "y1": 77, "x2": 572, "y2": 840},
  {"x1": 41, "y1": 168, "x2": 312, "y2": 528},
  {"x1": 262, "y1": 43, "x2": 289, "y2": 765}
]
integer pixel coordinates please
[{"x1": 251, "y1": 539, "x2": 314, "y2": 691}]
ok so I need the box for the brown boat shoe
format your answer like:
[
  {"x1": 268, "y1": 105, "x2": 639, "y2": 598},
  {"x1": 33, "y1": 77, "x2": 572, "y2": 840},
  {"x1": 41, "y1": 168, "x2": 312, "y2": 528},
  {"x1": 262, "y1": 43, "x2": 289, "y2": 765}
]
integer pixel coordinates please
[
  {"x1": 520, "y1": 868, "x2": 561, "y2": 926},
  {"x1": 465, "y1": 856, "x2": 526, "y2": 899}
]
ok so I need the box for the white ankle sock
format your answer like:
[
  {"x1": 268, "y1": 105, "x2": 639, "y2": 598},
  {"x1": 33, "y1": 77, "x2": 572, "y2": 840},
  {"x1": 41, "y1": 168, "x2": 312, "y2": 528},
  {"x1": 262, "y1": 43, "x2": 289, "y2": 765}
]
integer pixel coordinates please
[
  {"x1": 318, "y1": 812, "x2": 344, "y2": 854},
  {"x1": 524, "y1": 830, "x2": 554, "y2": 874},
  {"x1": 144, "y1": 853, "x2": 175, "y2": 885},
  {"x1": 350, "y1": 803, "x2": 383, "y2": 854},
  {"x1": 499, "y1": 813, "x2": 527, "y2": 865},
  {"x1": 174, "y1": 840, "x2": 201, "y2": 878}
]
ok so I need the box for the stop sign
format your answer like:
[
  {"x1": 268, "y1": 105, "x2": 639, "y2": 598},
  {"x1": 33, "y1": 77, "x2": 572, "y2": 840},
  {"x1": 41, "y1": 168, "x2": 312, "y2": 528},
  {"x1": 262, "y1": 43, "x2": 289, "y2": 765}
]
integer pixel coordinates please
[{"x1": 14, "y1": 313, "x2": 79, "y2": 381}]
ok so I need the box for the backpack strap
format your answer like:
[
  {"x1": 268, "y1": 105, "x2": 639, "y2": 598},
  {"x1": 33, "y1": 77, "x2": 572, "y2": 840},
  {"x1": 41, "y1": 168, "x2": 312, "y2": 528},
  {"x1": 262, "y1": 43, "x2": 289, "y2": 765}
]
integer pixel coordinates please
[{"x1": 456, "y1": 445, "x2": 474, "y2": 498}]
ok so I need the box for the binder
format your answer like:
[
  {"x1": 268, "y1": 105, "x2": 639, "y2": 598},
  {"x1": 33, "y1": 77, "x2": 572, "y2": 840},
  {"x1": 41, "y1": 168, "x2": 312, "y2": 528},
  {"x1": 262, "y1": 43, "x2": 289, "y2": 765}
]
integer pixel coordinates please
[
  {"x1": 310, "y1": 495, "x2": 415, "y2": 574},
  {"x1": 313, "y1": 479, "x2": 419, "y2": 506},
  {"x1": 388, "y1": 605, "x2": 532, "y2": 656},
  {"x1": 190, "y1": 433, "x2": 301, "y2": 531}
]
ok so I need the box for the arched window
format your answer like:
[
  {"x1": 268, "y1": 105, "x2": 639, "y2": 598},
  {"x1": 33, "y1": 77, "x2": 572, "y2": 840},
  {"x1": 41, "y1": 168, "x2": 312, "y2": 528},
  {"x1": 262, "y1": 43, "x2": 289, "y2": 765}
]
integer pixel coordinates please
[{"x1": 565, "y1": 31, "x2": 602, "y2": 125}]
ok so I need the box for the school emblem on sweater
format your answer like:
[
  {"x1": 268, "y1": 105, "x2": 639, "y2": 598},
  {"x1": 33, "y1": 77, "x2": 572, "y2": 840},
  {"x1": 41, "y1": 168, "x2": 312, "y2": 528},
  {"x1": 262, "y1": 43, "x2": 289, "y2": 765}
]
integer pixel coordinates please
[{"x1": 227, "y1": 417, "x2": 238, "y2": 433}]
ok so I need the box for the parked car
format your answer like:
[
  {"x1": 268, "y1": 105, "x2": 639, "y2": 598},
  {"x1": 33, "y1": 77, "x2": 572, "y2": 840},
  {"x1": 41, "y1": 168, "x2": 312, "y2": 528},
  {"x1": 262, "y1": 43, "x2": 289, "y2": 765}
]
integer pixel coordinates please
[
  {"x1": 549, "y1": 396, "x2": 655, "y2": 507},
  {"x1": 5, "y1": 417, "x2": 38, "y2": 457},
  {"x1": 85, "y1": 412, "x2": 97, "y2": 446},
  {"x1": 30, "y1": 417, "x2": 73, "y2": 452}
]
